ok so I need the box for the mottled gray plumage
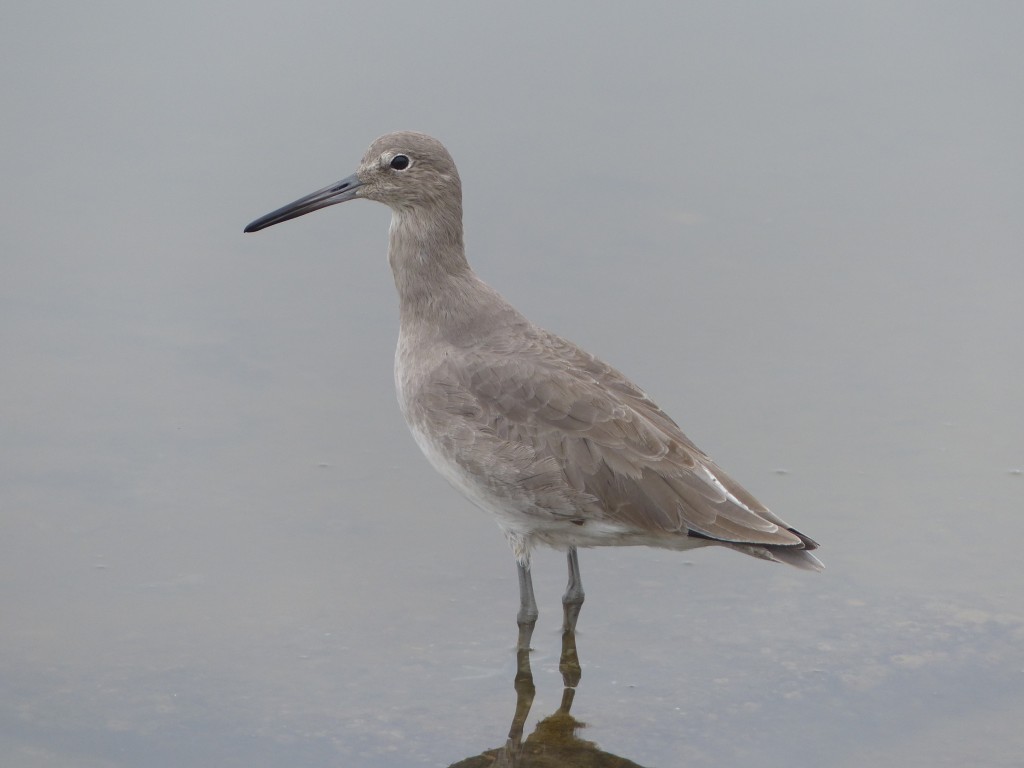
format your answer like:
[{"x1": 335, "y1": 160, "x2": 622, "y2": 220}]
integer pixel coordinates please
[{"x1": 245, "y1": 131, "x2": 821, "y2": 640}]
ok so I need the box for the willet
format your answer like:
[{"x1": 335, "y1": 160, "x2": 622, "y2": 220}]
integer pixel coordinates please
[{"x1": 245, "y1": 131, "x2": 822, "y2": 645}]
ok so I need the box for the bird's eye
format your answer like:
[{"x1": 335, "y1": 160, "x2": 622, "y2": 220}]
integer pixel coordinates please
[{"x1": 390, "y1": 154, "x2": 410, "y2": 171}]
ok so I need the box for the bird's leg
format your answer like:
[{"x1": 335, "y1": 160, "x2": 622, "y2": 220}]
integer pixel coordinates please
[
  {"x1": 562, "y1": 546, "x2": 585, "y2": 632},
  {"x1": 516, "y1": 562, "x2": 539, "y2": 649}
]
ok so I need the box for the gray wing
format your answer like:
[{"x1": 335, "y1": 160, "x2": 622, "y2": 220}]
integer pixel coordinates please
[{"x1": 418, "y1": 327, "x2": 819, "y2": 554}]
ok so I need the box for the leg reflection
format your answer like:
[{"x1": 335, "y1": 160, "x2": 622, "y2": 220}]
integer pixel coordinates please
[
  {"x1": 507, "y1": 645, "x2": 536, "y2": 747},
  {"x1": 504, "y1": 625, "x2": 583, "y2": 759},
  {"x1": 454, "y1": 624, "x2": 649, "y2": 766}
]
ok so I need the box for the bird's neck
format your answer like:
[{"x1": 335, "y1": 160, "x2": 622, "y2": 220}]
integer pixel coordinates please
[{"x1": 388, "y1": 204, "x2": 482, "y2": 328}]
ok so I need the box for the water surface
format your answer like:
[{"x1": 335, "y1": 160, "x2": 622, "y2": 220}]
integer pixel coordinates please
[{"x1": 2, "y1": 2, "x2": 1023, "y2": 766}]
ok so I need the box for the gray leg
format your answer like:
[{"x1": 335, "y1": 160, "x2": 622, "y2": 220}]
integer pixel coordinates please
[
  {"x1": 516, "y1": 562, "x2": 538, "y2": 649},
  {"x1": 562, "y1": 547, "x2": 585, "y2": 632}
]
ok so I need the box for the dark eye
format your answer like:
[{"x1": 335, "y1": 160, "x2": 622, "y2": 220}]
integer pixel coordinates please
[{"x1": 390, "y1": 154, "x2": 410, "y2": 171}]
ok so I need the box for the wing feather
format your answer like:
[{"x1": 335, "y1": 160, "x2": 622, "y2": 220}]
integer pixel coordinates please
[{"x1": 416, "y1": 325, "x2": 817, "y2": 551}]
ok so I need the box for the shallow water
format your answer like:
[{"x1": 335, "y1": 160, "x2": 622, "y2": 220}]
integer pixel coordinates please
[{"x1": 3, "y1": 2, "x2": 1023, "y2": 766}]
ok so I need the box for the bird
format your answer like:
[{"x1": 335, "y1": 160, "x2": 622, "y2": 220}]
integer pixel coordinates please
[{"x1": 244, "y1": 131, "x2": 822, "y2": 645}]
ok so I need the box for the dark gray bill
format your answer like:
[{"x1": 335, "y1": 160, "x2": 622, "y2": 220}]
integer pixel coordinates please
[{"x1": 244, "y1": 172, "x2": 363, "y2": 233}]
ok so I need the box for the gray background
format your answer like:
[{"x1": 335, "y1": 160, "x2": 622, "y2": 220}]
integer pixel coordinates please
[{"x1": 2, "y1": 2, "x2": 1023, "y2": 766}]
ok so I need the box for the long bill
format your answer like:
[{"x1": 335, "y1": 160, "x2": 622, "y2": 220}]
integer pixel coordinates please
[{"x1": 244, "y1": 172, "x2": 364, "y2": 233}]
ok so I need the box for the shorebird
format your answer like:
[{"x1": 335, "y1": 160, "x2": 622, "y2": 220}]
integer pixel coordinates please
[{"x1": 245, "y1": 131, "x2": 821, "y2": 645}]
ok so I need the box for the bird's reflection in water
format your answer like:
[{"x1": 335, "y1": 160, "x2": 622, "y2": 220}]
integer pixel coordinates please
[{"x1": 449, "y1": 628, "x2": 650, "y2": 768}]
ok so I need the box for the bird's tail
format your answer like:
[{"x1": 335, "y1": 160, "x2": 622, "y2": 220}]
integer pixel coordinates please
[
  {"x1": 734, "y1": 528, "x2": 824, "y2": 571},
  {"x1": 762, "y1": 545, "x2": 824, "y2": 571}
]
